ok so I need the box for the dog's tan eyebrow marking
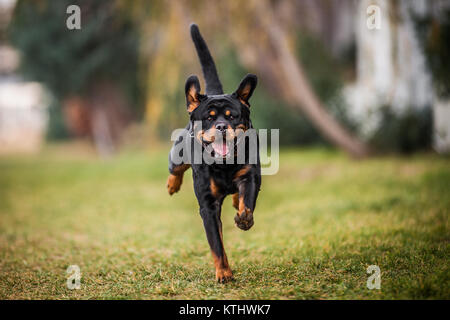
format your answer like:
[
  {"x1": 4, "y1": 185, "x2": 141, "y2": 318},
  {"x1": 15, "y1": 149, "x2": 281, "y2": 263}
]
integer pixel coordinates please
[
  {"x1": 209, "y1": 110, "x2": 216, "y2": 116},
  {"x1": 225, "y1": 110, "x2": 231, "y2": 116}
]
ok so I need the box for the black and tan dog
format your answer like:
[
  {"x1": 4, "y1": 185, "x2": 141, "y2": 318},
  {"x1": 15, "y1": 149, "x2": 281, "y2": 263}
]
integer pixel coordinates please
[{"x1": 167, "y1": 24, "x2": 261, "y2": 283}]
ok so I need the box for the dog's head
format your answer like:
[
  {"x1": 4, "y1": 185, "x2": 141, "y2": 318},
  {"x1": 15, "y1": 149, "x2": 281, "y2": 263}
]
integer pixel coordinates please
[{"x1": 185, "y1": 74, "x2": 257, "y2": 158}]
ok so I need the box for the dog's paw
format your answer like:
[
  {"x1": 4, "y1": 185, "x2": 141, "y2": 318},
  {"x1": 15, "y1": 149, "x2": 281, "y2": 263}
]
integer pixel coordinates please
[
  {"x1": 234, "y1": 208, "x2": 254, "y2": 231},
  {"x1": 167, "y1": 174, "x2": 182, "y2": 195},
  {"x1": 216, "y1": 268, "x2": 233, "y2": 284}
]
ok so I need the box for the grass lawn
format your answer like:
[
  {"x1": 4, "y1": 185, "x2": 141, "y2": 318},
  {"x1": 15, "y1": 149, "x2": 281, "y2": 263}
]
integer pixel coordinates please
[{"x1": 0, "y1": 144, "x2": 449, "y2": 299}]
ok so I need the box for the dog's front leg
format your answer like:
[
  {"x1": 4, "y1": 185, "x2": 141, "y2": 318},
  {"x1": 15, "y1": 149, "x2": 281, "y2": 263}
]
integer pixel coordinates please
[
  {"x1": 234, "y1": 170, "x2": 261, "y2": 231},
  {"x1": 199, "y1": 202, "x2": 233, "y2": 283}
]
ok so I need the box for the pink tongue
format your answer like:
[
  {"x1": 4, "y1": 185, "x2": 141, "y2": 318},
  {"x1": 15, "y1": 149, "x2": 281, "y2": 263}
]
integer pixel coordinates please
[{"x1": 212, "y1": 142, "x2": 229, "y2": 156}]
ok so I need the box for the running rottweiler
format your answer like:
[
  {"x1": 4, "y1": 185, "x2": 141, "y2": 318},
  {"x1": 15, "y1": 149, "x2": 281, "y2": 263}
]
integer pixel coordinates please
[{"x1": 167, "y1": 24, "x2": 261, "y2": 283}]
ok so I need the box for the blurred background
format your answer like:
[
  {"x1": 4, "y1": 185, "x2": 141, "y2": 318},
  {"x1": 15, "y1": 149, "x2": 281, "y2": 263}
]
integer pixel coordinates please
[
  {"x1": 0, "y1": 0, "x2": 449, "y2": 156},
  {"x1": 1, "y1": 0, "x2": 450, "y2": 300}
]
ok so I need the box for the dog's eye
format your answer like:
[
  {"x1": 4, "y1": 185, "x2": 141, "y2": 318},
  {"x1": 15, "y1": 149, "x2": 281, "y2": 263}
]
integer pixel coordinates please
[
  {"x1": 225, "y1": 110, "x2": 234, "y2": 120},
  {"x1": 207, "y1": 116, "x2": 213, "y2": 121}
]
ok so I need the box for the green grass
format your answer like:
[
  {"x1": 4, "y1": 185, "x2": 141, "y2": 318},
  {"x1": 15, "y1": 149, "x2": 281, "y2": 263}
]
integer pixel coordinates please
[{"x1": 0, "y1": 144, "x2": 449, "y2": 299}]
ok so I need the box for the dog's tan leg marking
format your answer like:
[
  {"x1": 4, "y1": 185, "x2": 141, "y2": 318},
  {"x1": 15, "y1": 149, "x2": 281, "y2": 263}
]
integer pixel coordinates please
[
  {"x1": 210, "y1": 178, "x2": 220, "y2": 198},
  {"x1": 212, "y1": 228, "x2": 233, "y2": 283},
  {"x1": 232, "y1": 193, "x2": 239, "y2": 210},
  {"x1": 167, "y1": 164, "x2": 190, "y2": 195}
]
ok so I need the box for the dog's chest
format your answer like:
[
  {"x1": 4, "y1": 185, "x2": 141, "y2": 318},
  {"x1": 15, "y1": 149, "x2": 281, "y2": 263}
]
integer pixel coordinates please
[{"x1": 209, "y1": 167, "x2": 239, "y2": 195}]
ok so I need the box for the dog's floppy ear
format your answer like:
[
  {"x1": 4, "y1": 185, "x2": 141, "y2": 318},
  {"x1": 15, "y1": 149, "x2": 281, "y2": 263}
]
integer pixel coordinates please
[
  {"x1": 234, "y1": 74, "x2": 257, "y2": 107},
  {"x1": 185, "y1": 75, "x2": 201, "y2": 113}
]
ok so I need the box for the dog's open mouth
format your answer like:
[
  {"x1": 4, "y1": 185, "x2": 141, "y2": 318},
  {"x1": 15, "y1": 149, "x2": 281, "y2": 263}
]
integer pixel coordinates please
[
  {"x1": 202, "y1": 137, "x2": 234, "y2": 159},
  {"x1": 198, "y1": 127, "x2": 246, "y2": 159},
  {"x1": 211, "y1": 140, "x2": 229, "y2": 157}
]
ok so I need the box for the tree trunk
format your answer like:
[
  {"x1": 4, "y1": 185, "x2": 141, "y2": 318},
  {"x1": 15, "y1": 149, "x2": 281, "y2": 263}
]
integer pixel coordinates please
[
  {"x1": 62, "y1": 81, "x2": 132, "y2": 157},
  {"x1": 90, "y1": 106, "x2": 116, "y2": 157},
  {"x1": 253, "y1": 0, "x2": 370, "y2": 158},
  {"x1": 345, "y1": 0, "x2": 433, "y2": 140}
]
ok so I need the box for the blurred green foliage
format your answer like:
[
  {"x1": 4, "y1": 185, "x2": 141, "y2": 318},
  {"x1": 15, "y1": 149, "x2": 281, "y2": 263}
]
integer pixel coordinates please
[
  {"x1": 9, "y1": 0, "x2": 143, "y2": 139},
  {"x1": 7, "y1": 0, "x2": 441, "y2": 152},
  {"x1": 414, "y1": 10, "x2": 450, "y2": 99},
  {"x1": 46, "y1": 100, "x2": 70, "y2": 141},
  {"x1": 371, "y1": 106, "x2": 432, "y2": 153}
]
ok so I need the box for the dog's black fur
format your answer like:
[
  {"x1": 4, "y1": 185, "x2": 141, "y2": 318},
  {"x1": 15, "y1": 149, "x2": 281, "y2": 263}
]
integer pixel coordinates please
[{"x1": 167, "y1": 24, "x2": 261, "y2": 282}]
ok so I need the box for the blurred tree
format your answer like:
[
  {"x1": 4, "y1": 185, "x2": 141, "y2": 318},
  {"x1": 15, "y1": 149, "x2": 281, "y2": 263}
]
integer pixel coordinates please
[
  {"x1": 9, "y1": 0, "x2": 143, "y2": 156},
  {"x1": 8, "y1": 0, "x2": 439, "y2": 155},
  {"x1": 225, "y1": 0, "x2": 369, "y2": 157},
  {"x1": 415, "y1": 9, "x2": 450, "y2": 99},
  {"x1": 371, "y1": 106, "x2": 432, "y2": 153},
  {"x1": 131, "y1": 0, "x2": 366, "y2": 155},
  {"x1": 347, "y1": 0, "x2": 434, "y2": 153},
  {"x1": 414, "y1": 5, "x2": 450, "y2": 154}
]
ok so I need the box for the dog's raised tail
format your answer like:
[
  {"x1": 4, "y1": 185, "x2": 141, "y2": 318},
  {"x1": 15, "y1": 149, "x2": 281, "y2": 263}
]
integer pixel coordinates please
[{"x1": 190, "y1": 23, "x2": 223, "y2": 95}]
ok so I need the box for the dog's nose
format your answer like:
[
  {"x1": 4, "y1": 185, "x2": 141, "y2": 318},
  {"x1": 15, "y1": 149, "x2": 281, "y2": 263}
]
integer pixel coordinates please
[{"x1": 215, "y1": 122, "x2": 227, "y2": 133}]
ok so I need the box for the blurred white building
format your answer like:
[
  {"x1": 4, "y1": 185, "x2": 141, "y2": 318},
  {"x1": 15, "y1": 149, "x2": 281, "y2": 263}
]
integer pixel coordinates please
[
  {"x1": 0, "y1": 0, "x2": 49, "y2": 153},
  {"x1": 0, "y1": 77, "x2": 49, "y2": 154},
  {"x1": 0, "y1": 0, "x2": 49, "y2": 154}
]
